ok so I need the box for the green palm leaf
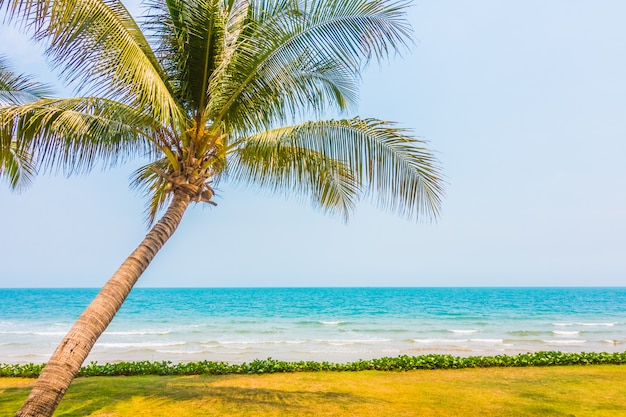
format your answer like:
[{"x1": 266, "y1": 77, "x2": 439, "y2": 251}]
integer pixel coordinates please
[
  {"x1": 0, "y1": 135, "x2": 36, "y2": 190},
  {"x1": 0, "y1": 55, "x2": 51, "y2": 189},
  {"x1": 233, "y1": 118, "x2": 443, "y2": 218},
  {"x1": 2, "y1": 0, "x2": 182, "y2": 125},
  {"x1": 210, "y1": 0, "x2": 410, "y2": 132},
  {"x1": 230, "y1": 131, "x2": 360, "y2": 219},
  {"x1": 130, "y1": 157, "x2": 173, "y2": 224},
  {"x1": 0, "y1": 56, "x2": 53, "y2": 105},
  {"x1": 146, "y1": 0, "x2": 226, "y2": 116},
  {"x1": 3, "y1": 97, "x2": 159, "y2": 174}
]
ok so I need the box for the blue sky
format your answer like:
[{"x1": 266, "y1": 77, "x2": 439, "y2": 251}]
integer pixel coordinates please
[{"x1": 1, "y1": 0, "x2": 625, "y2": 287}]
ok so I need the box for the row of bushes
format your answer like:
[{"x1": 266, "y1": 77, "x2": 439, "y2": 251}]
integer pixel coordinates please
[{"x1": 1, "y1": 351, "x2": 625, "y2": 378}]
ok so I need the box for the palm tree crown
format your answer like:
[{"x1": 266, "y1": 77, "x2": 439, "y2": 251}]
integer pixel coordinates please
[{"x1": 2, "y1": 0, "x2": 442, "y2": 221}]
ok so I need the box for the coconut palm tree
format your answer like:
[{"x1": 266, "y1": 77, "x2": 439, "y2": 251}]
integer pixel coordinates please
[{"x1": 1, "y1": 0, "x2": 443, "y2": 415}]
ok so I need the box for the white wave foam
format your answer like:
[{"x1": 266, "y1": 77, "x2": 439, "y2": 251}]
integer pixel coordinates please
[
  {"x1": 217, "y1": 339, "x2": 306, "y2": 345},
  {"x1": 8, "y1": 353, "x2": 49, "y2": 359},
  {"x1": 98, "y1": 342, "x2": 186, "y2": 349},
  {"x1": 576, "y1": 322, "x2": 617, "y2": 327},
  {"x1": 552, "y1": 331, "x2": 580, "y2": 336},
  {"x1": 315, "y1": 338, "x2": 392, "y2": 346},
  {"x1": 155, "y1": 349, "x2": 205, "y2": 355},
  {"x1": 449, "y1": 330, "x2": 478, "y2": 334},
  {"x1": 603, "y1": 340, "x2": 621, "y2": 345},
  {"x1": 216, "y1": 340, "x2": 257, "y2": 345},
  {"x1": 0, "y1": 331, "x2": 66, "y2": 336},
  {"x1": 554, "y1": 323, "x2": 574, "y2": 327},
  {"x1": 470, "y1": 339, "x2": 504, "y2": 344},
  {"x1": 544, "y1": 340, "x2": 586, "y2": 345},
  {"x1": 200, "y1": 343, "x2": 220, "y2": 348},
  {"x1": 319, "y1": 321, "x2": 343, "y2": 326},
  {"x1": 411, "y1": 338, "x2": 469, "y2": 344},
  {"x1": 106, "y1": 331, "x2": 172, "y2": 336}
]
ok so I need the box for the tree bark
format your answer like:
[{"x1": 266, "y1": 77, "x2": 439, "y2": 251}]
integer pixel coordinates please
[{"x1": 15, "y1": 192, "x2": 191, "y2": 417}]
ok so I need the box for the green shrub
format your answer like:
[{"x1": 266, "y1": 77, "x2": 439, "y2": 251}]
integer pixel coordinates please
[{"x1": 2, "y1": 351, "x2": 625, "y2": 378}]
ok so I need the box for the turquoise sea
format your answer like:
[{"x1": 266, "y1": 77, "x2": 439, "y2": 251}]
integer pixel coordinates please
[{"x1": 1, "y1": 288, "x2": 625, "y2": 364}]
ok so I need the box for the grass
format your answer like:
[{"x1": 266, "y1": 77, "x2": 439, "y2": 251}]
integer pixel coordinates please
[{"x1": 2, "y1": 365, "x2": 626, "y2": 416}]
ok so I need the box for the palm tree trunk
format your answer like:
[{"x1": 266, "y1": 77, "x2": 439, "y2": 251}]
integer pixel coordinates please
[{"x1": 15, "y1": 192, "x2": 191, "y2": 417}]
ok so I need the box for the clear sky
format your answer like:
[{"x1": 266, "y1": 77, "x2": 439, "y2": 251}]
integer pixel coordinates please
[{"x1": 1, "y1": 0, "x2": 625, "y2": 288}]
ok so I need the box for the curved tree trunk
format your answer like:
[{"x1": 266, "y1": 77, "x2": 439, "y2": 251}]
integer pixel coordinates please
[{"x1": 15, "y1": 192, "x2": 191, "y2": 417}]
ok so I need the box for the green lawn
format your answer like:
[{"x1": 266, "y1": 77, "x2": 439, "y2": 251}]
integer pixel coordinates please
[{"x1": 2, "y1": 366, "x2": 626, "y2": 416}]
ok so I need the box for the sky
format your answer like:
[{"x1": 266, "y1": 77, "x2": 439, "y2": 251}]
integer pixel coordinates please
[{"x1": 1, "y1": 0, "x2": 625, "y2": 288}]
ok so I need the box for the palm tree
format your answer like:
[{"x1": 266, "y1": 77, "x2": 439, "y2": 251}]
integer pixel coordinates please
[{"x1": 1, "y1": 0, "x2": 443, "y2": 415}]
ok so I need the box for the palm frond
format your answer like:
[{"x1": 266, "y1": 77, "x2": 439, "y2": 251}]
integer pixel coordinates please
[
  {"x1": 130, "y1": 157, "x2": 172, "y2": 225},
  {"x1": 3, "y1": 97, "x2": 159, "y2": 174},
  {"x1": 209, "y1": 0, "x2": 410, "y2": 132},
  {"x1": 0, "y1": 127, "x2": 36, "y2": 191},
  {"x1": 234, "y1": 118, "x2": 444, "y2": 219},
  {"x1": 2, "y1": 0, "x2": 182, "y2": 125},
  {"x1": 145, "y1": 0, "x2": 226, "y2": 116},
  {"x1": 229, "y1": 128, "x2": 360, "y2": 219},
  {"x1": 0, "y1": 55, "x2": 54, "y2": 105},
  {"x1": 0, "y1": 55, "x2": 51, "y2": 189}
]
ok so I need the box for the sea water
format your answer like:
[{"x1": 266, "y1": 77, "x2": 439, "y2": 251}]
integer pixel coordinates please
[{"x1": 1, "y1": 287, "x2": 625, "y2": 364}]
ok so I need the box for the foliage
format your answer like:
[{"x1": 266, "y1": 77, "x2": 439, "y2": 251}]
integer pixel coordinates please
[
  {"x1": 2, "y1": 351, "x2": 625, "y2": 378},
  {"x1": 0, "y1": 0, "x2": 444, "y2": 223},
  {"x1": 0, "y1": 55, "x2": 52, "y2": 190}
]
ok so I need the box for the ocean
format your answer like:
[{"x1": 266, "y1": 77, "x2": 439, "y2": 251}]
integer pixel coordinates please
[{"x1": 1, "y1": 287, "x2": 625, "y2": 365}]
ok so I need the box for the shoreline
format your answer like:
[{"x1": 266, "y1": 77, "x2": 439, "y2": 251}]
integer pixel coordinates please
[
  {"x1": 5, "y1": 344, "x2": 626, "y2": 367},
  {"x1": 3, "y1": 350, "x2": 626, "y2": 378}
]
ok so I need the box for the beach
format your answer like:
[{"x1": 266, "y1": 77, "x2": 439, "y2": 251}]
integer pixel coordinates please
[{"x1": 1, "y1": 287, "x2": 625, "y2": 365}]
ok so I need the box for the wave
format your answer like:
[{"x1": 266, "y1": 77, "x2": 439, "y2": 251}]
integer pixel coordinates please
[
  {"x1": 106, "y1": 331, "x2": 172, "y2": 336},
  {"x1": 508, "y1": 330, "x2": 545, "y2": 336},
  {"x1": 7, "y1": 353, "x2": 50, "y2": 359},
  {"x1": 155, "y1": 349, "x2": 206, "y2": 355},
  {"x1": 410, "y1": 338, "x2": 504, "y2": 345},
  {"x1": 448, "y1": 330, "x2": 478, "y2": 334},
  {"x1": 543, "y1": 340, "x2": 587, "y2": 345},
  {"x1": 314, "y1": 338, "x2": 392, "y2": 346},
  {"x1": 200, "y1": 343, "x2": 220, "y2": 348},
  {"x1": 97, "y1": 341, "x2": 187, "y2": 349},
  {"x1": 411, "y1": 338, "x2": 469, "y2": 344},
  {"x1": 294, "y1": 320, "x2": 347, "y2": 327},
  {"x1": 470, "y1": 338, "x2": 504, "y2": 344},
  {"x1": 0, "y1": 331, "x2": 67, "y2": 336},
  {"x1": 217, "y1": 339, "x2": 307, "y2": 345},
  {"x1": 234, "y1": 329, "x2": 285, "y2": 334},
  {"x1": 351, "y1": 328, "x2": 410, "y2": 333},
  {"x1": 552, "y1": 330, "x2": 581, "y2": 336},
  {"x1": 553, "y1": 322, "x2": 617, "y2": 327}
]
